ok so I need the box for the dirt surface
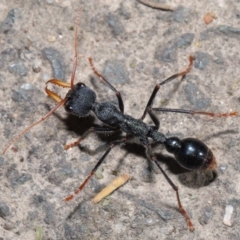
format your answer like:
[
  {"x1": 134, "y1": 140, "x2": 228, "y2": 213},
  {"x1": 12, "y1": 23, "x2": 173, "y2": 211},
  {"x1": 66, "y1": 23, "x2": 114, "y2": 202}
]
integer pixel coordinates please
[{"x1": 0, "y1": 1, "x2": 240, "y2": 239}]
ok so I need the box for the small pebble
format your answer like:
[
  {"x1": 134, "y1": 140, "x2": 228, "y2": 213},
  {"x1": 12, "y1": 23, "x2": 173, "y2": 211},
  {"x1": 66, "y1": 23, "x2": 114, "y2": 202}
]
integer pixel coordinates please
[
  {"x1": 46, "y1": 0, "x2": 54, "y2": 4},
  {"x1": 95, "y1": 166, "x2": 104, "y2": 179},
  {"x1": 47, "y1": 35, "x2": 56, "y2": 43},
  {"x1": 219, "y1": 165, "x2": 227, "y2": 173},
  {"x1": 203, "y1": 12, "x2": 217, "y2": 25},
  {"x1": 223, "y1": 205, "x2": 234, "y2": 227},
  {"x1": 32, "y1": 59, "x2": 42, "y2": 73},
  {"x1": 21, "y1": 83, "x2": 34, "y2": 90}
]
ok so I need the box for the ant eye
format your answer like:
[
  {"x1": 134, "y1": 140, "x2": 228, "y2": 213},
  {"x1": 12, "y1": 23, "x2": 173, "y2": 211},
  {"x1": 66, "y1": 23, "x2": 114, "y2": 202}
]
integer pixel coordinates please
[
  {"x1": 65, "y1": 101, "x2": 73, "y2": 112},
  {"x1": 76, "y1": 82, "x2": 86, "y2": 88}
]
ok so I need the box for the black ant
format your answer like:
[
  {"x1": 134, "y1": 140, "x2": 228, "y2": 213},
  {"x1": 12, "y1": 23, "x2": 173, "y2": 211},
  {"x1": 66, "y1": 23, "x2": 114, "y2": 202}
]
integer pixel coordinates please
[{"x1": 2, "y1": 10, "x2": 238, "y2": 231}]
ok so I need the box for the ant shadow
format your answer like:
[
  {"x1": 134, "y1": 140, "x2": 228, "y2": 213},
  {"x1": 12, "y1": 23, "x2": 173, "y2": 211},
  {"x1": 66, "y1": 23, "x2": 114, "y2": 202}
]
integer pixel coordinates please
[
  {"x1": 49, "y1": 105, "x2": 237, "y2": 190},
  {"x1": 64, "y1": 114, "x2": 95, "y2": 136},
  {"x1": 61, "y1": 117, "x2": 237, "y2": 222},
  {"x1": 202, "y1": 129, "x2": 238, "y2": 142}
]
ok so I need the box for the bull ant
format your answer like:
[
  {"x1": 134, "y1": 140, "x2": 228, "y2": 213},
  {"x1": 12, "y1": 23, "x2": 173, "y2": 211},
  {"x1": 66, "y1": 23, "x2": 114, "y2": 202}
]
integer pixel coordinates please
[{"x1": 2, "y1": 10, "x2": 238, "y2": 231}]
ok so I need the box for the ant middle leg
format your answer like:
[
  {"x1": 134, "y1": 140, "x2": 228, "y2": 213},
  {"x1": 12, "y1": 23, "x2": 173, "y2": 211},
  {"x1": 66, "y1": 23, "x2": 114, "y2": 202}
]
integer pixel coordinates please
[
  {"x1": 146, "y1": 107, "x2": 160, "y2": 130},
  {"x1": 141, "y1": 56, "x2": 194, "y2": 120},
  {"x1": 145, "y1": 144, "x2": 195, "y2": 231},
  {"x1": 88, "y1": 57, "x2": 124, "y2": 113},
  {"x1": 65, "y1": 126, "x2": 120, "y2": 150},
  {"x1": 64, "y1": 137, "x2": 127, "y2": 201}
]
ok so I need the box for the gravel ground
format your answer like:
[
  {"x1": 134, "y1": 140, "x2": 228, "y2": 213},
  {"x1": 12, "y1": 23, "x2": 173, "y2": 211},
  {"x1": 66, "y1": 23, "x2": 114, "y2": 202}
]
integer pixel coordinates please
[{"x1": 0, "y1": 1, "x2": 240, "y2": 239}]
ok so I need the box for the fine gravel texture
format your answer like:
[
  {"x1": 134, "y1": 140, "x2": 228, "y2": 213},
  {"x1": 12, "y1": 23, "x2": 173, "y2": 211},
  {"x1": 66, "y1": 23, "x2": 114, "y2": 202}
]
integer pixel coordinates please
[{"x1": 1, "y1": 1, "x2": 240, "y2": 240}]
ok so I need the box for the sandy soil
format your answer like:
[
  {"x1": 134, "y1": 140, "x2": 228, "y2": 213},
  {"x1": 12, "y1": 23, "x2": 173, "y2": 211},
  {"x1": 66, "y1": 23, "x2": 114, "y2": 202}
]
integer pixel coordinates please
[{"x1": 0, "y1": 0, "x2": 240, "y2": 239}]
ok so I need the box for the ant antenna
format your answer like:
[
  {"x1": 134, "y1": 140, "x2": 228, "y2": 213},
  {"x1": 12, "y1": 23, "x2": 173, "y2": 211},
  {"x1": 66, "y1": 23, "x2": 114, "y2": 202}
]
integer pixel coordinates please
[
  {"x1": 2, "y1": 8, "x2": 82, "y2": 155},
  {"x1": 2, "y1": 99, "x2": 66, "y2": 155},
  {"x1": 70, "y1": 7, "x2": 82, "y2": 88}
]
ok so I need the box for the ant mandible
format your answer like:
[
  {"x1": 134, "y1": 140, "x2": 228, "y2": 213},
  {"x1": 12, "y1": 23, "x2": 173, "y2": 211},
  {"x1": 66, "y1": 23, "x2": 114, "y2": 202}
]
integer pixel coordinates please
[{"x1": 2, "y1": 9, "x2": 238, "y2": 231}]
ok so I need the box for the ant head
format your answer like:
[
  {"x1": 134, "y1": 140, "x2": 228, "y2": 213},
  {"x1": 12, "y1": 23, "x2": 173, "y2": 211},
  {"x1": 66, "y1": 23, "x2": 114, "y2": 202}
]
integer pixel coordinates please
[
  {"x1": 64, "y1": 82, "x2": 96, "y2": 117},
  {"x1": 164, "y1": 137, "x2": 216, "y2": 171}
]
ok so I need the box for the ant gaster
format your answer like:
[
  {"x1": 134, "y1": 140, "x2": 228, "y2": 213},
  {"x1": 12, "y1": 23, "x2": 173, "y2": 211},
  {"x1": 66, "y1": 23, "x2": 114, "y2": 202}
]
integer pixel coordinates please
[{"x1": 3, "y1": 10, "x2": 238, "y2": 231}]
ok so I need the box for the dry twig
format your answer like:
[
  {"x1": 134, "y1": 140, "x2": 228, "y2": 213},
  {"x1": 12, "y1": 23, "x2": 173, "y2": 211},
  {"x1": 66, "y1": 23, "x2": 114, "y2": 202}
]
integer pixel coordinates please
[{"x1": 137, "y1": 0, "x2": 174, "y2": 11}]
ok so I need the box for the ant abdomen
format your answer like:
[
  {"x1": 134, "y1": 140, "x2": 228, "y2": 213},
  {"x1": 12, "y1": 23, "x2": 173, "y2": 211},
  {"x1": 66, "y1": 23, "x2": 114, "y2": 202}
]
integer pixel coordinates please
[{"x1": 164, "y1": 137, "x2": 216, "y2": 171}]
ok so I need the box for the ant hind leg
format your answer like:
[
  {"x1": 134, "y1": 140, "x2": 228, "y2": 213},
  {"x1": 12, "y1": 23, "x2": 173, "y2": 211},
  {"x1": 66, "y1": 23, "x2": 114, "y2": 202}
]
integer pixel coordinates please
[
  {"x1": 64, "y1": 137, "x2": 127, "y2": 201},
  {"x1": 152, "y1": 107, "x2": 238, "y2": 118},
  {"x1": 145, "y1": 144, "x2": 195, "y2": 231}
]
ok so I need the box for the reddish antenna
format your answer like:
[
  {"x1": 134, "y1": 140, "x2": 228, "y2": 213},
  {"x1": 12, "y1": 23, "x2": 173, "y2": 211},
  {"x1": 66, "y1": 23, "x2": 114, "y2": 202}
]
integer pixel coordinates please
[
  {"x1": 70, "y1": 7, "x2": 81, "y2": 88},
  {"x1": 2, "y1": 8, "x2": 82, "y2": 155}
]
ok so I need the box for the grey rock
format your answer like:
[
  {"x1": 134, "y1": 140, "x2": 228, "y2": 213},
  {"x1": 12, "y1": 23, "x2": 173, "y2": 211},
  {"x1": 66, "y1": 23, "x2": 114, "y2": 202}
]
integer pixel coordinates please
[
  {"x1": 44, "y1": 204, "x2": 56, "y2": 225},
  {"x1": 8, "y1": 61, "x2": 28, "y2": 76},
  {"x1": 194, "y1": 51, "x2": 212, "y2": 70},
  {"x1": 0, "y1": 48, "x2": 18, "y2": 69},
  {"x1": 0, "y1": 157, "x2": 4, "y2": 166},
  {"x1": 1, "y1": 9, "x2": 16, "y2": 33},
  {"x1": 155, "y1": 33, "x2": 194, "y2": 62},
  {"x1": 11, "y1": 89, "x2": 33, "y2": 102},
  {"x1": 107, "y1": 13, "x2": 124, "y2": 37},
  {"x1": 172, "y1": 33, "x2": 195, "y2": 48},
  {"x1": 183, "y1": 79, "x2": 211, "y2": 109},
  {"x1": 42, "y1": 47, "x2": 65, "y2": 80},
  {"x1": 199, "y1": 206, "x2": 213, "y2": 225},
  {"x1": 103, "y1": 59, "x2": 130, "y2": 84},
  {"x1": 119, "y1": 1, "x2": 132, "y2": 19},
  {"x1": 173, "y1": 6, "x2": 192, "y2": 23},
  {"x1": 0, "y1": 202, "x2": 10, "y2": 218},
  {"x1": 200, "y1": 25, "x2": 240, "y2": 41},
  {"x1": 218, "y1": 25, "x2": 240, "y2": 35},
  {"x1": 16, "y1": 173, "x2": 32, "y2": 185}
]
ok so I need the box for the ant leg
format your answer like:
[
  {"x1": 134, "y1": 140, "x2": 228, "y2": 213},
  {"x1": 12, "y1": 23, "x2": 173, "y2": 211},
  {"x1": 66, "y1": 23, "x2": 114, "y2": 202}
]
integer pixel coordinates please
[
  {"x1": 141, "y1": 56, "x2": 194, "y2": 120},
  {"x1": 65, "y1": 126, "x2": 120, "y2": 150},
  {"x1": 64, "y1": 138, "x2": 127, "y2": 201},
  {"x1": 88, "y1": 57, "x2": 124, "y2": 113},
  {"x1": 145, "y1": 144, "x2": 194, "y2": 231},
  {"x1": 152, "y1": 107, "x2": 238, "y2": 118},
  {"x1": 146, "y1": 107, "x2": 160, "y2": 130}
]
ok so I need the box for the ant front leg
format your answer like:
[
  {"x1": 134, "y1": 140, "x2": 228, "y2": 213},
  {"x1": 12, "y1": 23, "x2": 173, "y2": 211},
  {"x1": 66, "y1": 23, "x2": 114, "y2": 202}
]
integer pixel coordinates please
[
  {"x1": 141, "y1": 56, "x2": 194, "y2": 120},
  {"x1": 145, "y1": 144, "x2": 195, "y2": 231},
  {"x1": 64, "y1": 138, "x2": 127, "y2": 201},
  {"x1": 88, "y1": 57, "x2": 124, "y2": 113}
]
